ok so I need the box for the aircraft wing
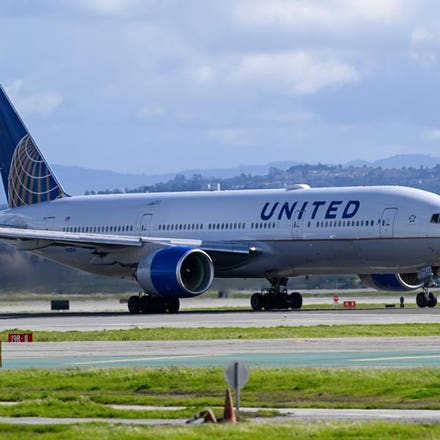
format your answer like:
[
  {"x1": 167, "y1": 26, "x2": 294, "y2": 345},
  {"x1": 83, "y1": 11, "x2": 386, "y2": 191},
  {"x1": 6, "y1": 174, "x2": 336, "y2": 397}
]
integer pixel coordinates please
[{"x1": 0, "y1": 226, "x2": 252, "y2": 255}]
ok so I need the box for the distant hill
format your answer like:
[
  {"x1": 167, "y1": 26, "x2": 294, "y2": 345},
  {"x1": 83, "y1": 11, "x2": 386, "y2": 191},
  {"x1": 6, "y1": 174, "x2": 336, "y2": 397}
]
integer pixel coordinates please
[
  {"x1": 52, "y1": 165, "x2": 175, "y2": 196},
  {"x1": 52, "y1": 161, "x2": 300, "y2": 196},
  {"x1": 0, "y1": 154, "x2": 437, "y2": 202},
  {"x1": 54, "y1": 155, "x2": 440, "y2": 196},
  {"x1": 348, "y1": 154, "x2": 440, "y2": 169}
]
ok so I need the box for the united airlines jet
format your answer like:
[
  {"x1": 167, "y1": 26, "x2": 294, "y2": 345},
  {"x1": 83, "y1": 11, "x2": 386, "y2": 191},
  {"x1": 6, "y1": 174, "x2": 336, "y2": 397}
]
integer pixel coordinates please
[{"x1": 0, "y1": 84, "x2": 439, "y2": 313}]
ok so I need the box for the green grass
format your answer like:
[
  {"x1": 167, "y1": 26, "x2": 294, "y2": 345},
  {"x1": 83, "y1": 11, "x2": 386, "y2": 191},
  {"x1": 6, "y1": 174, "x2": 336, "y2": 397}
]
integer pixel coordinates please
[
  {"x1": 0, "y1": 421, "x2": 439, "y2": 440},
  {"x1": 0, "y1": 367, "x2": 439, "y2": 419},
  {"x1": 1, "y1": 323, "x2": 439, "y2": 342}
]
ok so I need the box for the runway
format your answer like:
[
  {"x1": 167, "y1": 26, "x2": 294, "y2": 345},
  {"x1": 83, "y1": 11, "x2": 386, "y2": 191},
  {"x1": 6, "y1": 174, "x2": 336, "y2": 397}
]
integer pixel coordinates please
[
  {"x1": 2, "y1": 337, "x2": 440, "y2": 370},
  {"x1": 1, "y1": 298, "x2": 439, "y2": 370},
  {"x1": 0, "y1": 307, "x2": 439, "y2": 331}
]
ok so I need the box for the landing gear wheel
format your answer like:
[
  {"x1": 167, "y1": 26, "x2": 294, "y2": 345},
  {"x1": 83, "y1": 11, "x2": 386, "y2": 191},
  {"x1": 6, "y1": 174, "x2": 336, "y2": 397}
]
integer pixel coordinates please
[
  {"x1": 416, "y1": 292, "x2": 428, "y2": 308},
  {"x1": 140, "y1": 296, "x2": 152, "y2": 314},
  {"x1": 149, "y1": 298, "x2": 167, "y2": 314},
  {"x1": 250, "y1": 293, "x2": 263, "y2": 311},
  {"x1": 128, "y1": 295, "x2": 141, "y2": 313},
  {"x1": 262, "y1": 294, "x2": 272, "y2": 310},
  {"x1": 427, "y1": 292, "x2": 438, "y2": 308},
  {"x1": 289, "y1": 292, "x2": 303, "y2": 310},
  {"x1": 166, "y1": 298, "x2": 180, "y2": 313}
]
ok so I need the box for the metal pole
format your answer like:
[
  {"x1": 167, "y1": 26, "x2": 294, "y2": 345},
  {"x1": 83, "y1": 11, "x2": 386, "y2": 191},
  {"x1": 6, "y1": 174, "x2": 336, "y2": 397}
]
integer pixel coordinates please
[{"x1": 234, "y1": 361, "x2": 240, "y2": 413}]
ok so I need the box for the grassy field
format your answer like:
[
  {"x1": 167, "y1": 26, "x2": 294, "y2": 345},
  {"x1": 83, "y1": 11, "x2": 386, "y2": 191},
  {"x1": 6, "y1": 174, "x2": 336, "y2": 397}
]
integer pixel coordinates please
[
  {"x1": 1, "y1": 421, "x2": 440, "y2": 439},
  {"x1": 0, "y1": 367, "x2": 439, "y2": 419},
  {"x1": 1, "y1": 323, "x2": 439, "y2": 342}
]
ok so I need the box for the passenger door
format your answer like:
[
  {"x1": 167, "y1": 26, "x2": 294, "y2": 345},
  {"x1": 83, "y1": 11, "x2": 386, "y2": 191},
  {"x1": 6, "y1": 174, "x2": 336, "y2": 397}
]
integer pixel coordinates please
[
  {"x1": 139, "y1": 214, "x2": 153, "y2": 236},
  {"x1": 380, "y1": 208, "x2": 397, "y2": 238},
  {"x1": 291, "y1": 209, "x2": 304, "y2": 239}
]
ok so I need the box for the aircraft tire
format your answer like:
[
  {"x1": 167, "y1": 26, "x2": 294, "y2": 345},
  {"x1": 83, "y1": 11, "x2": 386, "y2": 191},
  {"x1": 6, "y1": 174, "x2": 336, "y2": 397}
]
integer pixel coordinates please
[
  {"x1": 140, "y1": 296, "x2": 152, "y2": 313},
  {"x1": 289, "y1": 292, "x2": 303, "y2": 309},
  {"x1": 416, "y1": 292, "x2": 428, "y2": 308},
  {"x1": 262, "y1": 294, "x2": 272, "y2": 310},
  {"x1": 151, "y1": 298, "x2": 168, "y2": 314},
  {"x1": 250, "y1": 293, "x2": 263, "y2": 311},
  {"x1": 427, "y1": 292, "x2": 438, "y2": 308},
  {"x1": 167, "y1": 298, "x2": 180, "y2": 313},
  {"x1": 128, "y1": 295, "x2": 141, "y2": 313}
]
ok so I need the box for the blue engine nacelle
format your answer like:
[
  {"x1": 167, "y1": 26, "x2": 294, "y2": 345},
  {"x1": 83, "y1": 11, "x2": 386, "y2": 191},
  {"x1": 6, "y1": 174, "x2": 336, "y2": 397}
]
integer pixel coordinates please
[
  {"x1": 136, "y1": 246, "x2": 214, "y2": 298},
  {"x1": 359, "y1": 273, "x2": 424, "y2": 292}
]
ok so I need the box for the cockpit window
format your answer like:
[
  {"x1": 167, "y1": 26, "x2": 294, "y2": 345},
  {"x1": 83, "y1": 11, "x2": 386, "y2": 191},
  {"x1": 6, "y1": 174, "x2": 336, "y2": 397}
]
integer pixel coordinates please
[{"x1": 431, "y1": 214, "x2": 440, "y2": 223}]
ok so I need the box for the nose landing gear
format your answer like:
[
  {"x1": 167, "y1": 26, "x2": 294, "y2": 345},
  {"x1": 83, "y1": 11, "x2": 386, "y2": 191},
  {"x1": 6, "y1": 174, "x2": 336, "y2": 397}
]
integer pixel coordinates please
[
  {"x1": 250, "y1": 277, "x2": 303, "y2": 311},
  {"x1": 416, "y1": 289, "x2": 437, "y2": 308}
]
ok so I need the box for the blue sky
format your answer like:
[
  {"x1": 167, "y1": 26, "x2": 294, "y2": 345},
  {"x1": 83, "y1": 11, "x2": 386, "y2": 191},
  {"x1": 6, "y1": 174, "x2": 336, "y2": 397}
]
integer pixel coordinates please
[{"x1": 1, "y1": 0, "x2": 440, "y2": 174}]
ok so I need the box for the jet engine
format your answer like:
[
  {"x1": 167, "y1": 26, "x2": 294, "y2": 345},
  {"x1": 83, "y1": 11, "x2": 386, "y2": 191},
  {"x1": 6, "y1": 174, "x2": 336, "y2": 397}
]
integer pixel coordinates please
[
  {"x1": 359, "y1": 273, "x2": 424, "y2": 292},
  {"x1": 136, "y1": 246, "x2": 214, "y2": 298}
]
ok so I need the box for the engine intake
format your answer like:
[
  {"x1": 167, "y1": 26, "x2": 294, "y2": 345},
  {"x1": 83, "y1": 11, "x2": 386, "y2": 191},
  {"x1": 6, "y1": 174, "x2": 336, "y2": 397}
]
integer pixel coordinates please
[
  {"x1": 359, "y1": 273, "x2": 424, "y2": 292},
  {"x1": 136, "y1": 246, "x2": 214, "y2": 298}
]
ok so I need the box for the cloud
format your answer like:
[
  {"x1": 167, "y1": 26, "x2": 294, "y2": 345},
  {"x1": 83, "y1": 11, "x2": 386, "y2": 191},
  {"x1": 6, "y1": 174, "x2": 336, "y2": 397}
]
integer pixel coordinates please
[
  {"x1": 136, "y1": 106, "x2": 166, "y2": 120},
  {"x1": 256, "y1": 109, "x2": 315, "y2": 123},
  {"x1": 410, "y1": 27, "x2": 440, "y2": 65},
  {"x1": 5, "y1": 80, "x2": 63, "y2": 117},
  {"x1": 207, "y1": 128, "x2": 251, "y2": 146},
  {"x1": 423, "y1": 128, "x2": 440, "y2": 141},
  {"x1": 75, "y1": 0, "x2": 146, "y2": 17},
  {"x1": 191, "y1": 65, "x2": 215, "y2": 83},
  {"x1": 235, "y1": 0, "x2": 408, "y2": 31},
  {"x1": 229, "y1": 52, "x2": 361, "y2": 94},
  {"x1": 0, "y1": 0, "x2": 438, "y2": 174}
]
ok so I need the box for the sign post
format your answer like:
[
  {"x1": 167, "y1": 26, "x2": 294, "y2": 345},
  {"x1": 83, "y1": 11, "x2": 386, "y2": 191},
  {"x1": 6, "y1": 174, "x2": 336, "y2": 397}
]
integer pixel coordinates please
[{"x1": 225, "y1": 360, "x2": 249, "y2": 413}]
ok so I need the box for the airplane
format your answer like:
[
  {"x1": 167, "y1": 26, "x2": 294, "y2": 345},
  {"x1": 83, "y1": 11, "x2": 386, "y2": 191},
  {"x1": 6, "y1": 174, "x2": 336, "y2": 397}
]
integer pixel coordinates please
[{"x1": 0, "y1": 83, "x2": 439, "y2": 314}]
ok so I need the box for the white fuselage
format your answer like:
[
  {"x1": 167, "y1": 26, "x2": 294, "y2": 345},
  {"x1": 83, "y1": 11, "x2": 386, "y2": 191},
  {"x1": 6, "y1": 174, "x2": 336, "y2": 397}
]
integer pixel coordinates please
[{"x1": 2, "y1": 185, "x2": 440, "y2": 280}]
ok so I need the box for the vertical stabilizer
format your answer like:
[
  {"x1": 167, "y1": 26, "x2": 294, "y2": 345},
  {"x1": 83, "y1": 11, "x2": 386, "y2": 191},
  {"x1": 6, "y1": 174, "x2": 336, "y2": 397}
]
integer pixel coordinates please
[{"x1": 0, "y1": 85, "x2": 66, "y2": 208}]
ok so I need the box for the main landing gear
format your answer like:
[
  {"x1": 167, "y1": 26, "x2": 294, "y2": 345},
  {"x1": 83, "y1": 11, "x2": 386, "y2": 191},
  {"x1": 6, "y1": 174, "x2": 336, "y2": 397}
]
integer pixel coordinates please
[
  {"x1": 127, "y1": 293, "x2": 180, "y2": 314},
  {"x1": 250, "y1": 278, "x2": 303, "y2": 311},
  {"x1": 416, "y1": 288, "x2": 437, "y2": 308}
]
